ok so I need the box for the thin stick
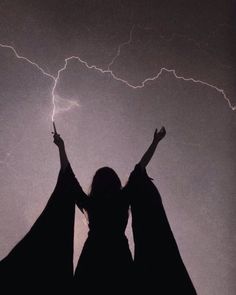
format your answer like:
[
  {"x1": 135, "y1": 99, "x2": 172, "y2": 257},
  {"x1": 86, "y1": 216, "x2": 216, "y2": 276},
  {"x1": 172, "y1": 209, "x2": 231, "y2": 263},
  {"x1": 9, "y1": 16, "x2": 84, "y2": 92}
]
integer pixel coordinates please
[{"x1": 53, "y1": 121, "x2": 57, "y2": 134}]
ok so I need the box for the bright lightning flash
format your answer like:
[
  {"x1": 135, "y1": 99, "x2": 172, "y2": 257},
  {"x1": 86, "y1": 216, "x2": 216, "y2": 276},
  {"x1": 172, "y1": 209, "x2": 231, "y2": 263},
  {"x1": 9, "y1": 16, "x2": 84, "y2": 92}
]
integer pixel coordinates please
[
  {"x1": 0, "y1": 26, "x2": 235, "y2": 128},
  {"x1": 0, "y1": 43, "x2": 80, "y2": 122}
]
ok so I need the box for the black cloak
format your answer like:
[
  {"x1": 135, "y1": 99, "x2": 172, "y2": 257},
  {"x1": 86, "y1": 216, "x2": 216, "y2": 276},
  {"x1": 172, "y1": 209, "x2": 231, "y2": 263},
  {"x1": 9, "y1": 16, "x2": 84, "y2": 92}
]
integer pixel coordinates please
[
  {"x1": 0, "y1": 165, "x2": 77, "y2": 293},
  {"x1": 129, "y1": 164, "x2": 197, "y2": 294}
]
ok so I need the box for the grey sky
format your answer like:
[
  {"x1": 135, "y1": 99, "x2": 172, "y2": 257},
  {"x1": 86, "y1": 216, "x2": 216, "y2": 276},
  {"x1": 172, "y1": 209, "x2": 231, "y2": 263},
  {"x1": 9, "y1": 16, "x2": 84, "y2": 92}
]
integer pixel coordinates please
[{"x1": 0, "y1": 1, "x2": 235, "y2": 294}]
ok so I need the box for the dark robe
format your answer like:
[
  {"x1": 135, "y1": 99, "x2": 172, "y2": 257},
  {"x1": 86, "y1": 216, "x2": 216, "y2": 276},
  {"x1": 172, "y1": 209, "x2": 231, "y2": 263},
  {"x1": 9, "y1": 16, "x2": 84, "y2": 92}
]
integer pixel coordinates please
[
  {"x1": 73, "y1": 171, "x2": 134, "y2": 294},
  {"x1": 0, "y1": 165, "x2": 77, "y2": 294},
  {"x1": 129, "y1": 164, "x2": 197, "y2": 294}
]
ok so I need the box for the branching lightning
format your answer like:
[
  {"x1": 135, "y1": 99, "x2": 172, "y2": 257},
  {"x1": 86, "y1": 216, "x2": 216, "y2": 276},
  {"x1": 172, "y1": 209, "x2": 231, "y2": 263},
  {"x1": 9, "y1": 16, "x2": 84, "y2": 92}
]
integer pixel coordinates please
[
  {"x1": 0, "y1": 43, "x2": 80, "y2": 122},
  {"x1": 0, "y1": 27, "x2": 235, "y2": 178},
  {"x1": 49, "y1": 55, "x2": 236, "y2": 110},
  {"x1": 107, "y1": 25, "x2": 135, "y2": 70},
  {"x1": 0, "y1": 24, "x2": 235, "y2": 131}
]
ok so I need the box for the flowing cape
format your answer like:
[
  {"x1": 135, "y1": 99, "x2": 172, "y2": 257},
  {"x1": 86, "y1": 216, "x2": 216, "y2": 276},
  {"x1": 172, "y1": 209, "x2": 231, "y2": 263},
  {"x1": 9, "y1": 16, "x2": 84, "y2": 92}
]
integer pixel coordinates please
[
  {"x1": 129, "y1": 164, "x2": 197, "y2": 294},
  {"x1": 0, "y1": 165, "x2": 77, "y2": 293}
]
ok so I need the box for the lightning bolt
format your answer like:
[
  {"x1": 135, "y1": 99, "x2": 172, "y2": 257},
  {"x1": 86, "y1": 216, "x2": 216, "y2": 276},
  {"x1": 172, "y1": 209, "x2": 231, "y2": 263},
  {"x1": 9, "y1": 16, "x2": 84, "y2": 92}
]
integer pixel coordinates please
[
  {"x1": 51, "y1": 56, "x2": 236, "y2": 110},
  {"x1": 107, "y1": 25, "x2": 135, "y2": 70},
  {"x1": 0, "y1": 43, "x2": 80, "y2": 122},
  {"x1": 1, "y1": 32, "x2": 235, "y2": 117},
  {"x1": 1, "y1": 29, "x2": 234, "y2": 176}
]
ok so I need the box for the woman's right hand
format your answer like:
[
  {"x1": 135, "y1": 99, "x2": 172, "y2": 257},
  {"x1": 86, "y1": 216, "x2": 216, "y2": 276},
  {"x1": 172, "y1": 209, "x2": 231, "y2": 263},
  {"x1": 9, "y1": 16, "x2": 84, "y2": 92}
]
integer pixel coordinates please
[{"x1": 53, "y1": 132, "x2": 65, "y2": 148}]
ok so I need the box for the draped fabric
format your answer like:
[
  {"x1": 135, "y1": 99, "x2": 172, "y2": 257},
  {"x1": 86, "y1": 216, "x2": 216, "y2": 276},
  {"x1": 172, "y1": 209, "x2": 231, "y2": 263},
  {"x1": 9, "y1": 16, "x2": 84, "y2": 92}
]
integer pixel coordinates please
[
  {"x1": 0, "y1": 165, "x2": 76, "y2": 294},
  {"x1": 129, "y1": 164, "x2": 197, "y2": 294},
  {"x1": 73, "y1": 170, "x2": 134, "y2": 294},
  {"x1": 0, "y1": 163, "x2": 197, "y2": 294}
]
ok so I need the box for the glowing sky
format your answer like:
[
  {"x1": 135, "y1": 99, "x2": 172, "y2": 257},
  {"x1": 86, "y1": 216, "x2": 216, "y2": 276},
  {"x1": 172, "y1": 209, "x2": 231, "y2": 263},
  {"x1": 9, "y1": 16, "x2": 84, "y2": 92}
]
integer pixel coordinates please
[{"x1": 0, "y1": 1, "x2": 235, "y2": 294}]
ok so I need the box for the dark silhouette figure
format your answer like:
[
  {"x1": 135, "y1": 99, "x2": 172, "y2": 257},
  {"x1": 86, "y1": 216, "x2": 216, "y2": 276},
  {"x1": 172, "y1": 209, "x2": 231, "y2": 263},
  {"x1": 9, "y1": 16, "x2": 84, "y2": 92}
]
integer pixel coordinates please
[
  {"x1": 55, "y1": 125, "x2": 196, "y2": 294},
  {"x1": 0, "y1": 124, "x2": 197, "y2": 294},
  {"x1": 53, "y1": 125, "x2": 134, "y2": 293},
  {"x1": 72, "y1": 166, "x2": 134, "y2": 293}
]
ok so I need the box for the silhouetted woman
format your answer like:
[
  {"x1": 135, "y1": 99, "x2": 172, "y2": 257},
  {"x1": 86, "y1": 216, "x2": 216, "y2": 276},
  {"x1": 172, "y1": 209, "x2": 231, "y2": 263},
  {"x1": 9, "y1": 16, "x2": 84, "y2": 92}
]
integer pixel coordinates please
[
  {"x1": 54, "y1": 125, "x2": 196, "y2": 294},
  {"x1": 53, "y1": 127, "x2": 167, "y2": 294},
  {"x1": 0, "y1": 125, "x2": 197, "y2": 294},
  {"x1": 52, "y1": 132, "x2": 134, "y2": 293}
]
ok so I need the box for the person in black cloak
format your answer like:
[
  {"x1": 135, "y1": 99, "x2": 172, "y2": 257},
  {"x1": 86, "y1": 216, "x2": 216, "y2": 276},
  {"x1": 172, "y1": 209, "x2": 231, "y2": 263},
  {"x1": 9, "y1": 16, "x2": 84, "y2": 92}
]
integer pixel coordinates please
[
  {"x1": 0, "y1": 124, "x2": 76, "y2": 293},
  {"x1": 55, "y1": 125, "x2": 195, "y2": 294},
  {"x1": 128, "y1": 127, "x2": 197, "y2": 294},
  {"x1": 71, "y1": 157, "x2": 134, "y2": 292},
  {"x1": 71, "y1": 125, "x2": 195, "y2": 294},
  {"x1": 0, "y1": 123, "x2": 196, "y2": 294}
]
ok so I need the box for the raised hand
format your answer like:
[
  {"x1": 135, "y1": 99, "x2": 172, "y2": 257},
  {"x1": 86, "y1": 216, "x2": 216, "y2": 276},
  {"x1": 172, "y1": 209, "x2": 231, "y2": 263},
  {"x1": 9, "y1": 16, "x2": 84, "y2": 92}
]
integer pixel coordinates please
[
  {"x1": 51, "y1": 122, "x2": 69, "y2": 170},
  {"x1": 52, "y1": 121, "x2": 64, "y2": 148},
  {"x1": 53, "y1": 132, "x2": 65, "y2": 148},
  {"x1": 153, "y1": 126, "x2": 166, "y2": 143},
  {"x1": 140, "y1": 126, "x2": 166, "y2": 169}
]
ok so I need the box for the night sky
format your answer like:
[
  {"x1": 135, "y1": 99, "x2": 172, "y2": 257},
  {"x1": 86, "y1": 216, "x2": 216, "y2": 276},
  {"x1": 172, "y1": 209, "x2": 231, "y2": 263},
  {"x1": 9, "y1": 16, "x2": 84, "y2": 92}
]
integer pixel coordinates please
[{"x1": 0, "y1": 1, "x2": 236, "y2": 294}]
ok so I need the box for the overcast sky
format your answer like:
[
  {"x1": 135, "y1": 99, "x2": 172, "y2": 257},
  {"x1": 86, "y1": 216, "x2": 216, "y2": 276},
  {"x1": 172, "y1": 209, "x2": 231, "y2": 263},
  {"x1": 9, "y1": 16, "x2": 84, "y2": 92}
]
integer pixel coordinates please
[{"x1": 0, "y1": 1, "x2": 235, "y2": 294}]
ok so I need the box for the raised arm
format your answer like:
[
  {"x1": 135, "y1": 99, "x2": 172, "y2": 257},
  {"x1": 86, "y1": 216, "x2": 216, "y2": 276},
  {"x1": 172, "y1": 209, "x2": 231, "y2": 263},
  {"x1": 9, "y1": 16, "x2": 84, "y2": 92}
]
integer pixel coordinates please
[
  {"x1": 139, "y1": 127, "x2": 166, "y2": 169},
  {"x1": 52, "y1": 124, "x2": 69, "y2": 171},
  {"x1": 52, "y1": 123, "x2": 89, "y2": 211}
]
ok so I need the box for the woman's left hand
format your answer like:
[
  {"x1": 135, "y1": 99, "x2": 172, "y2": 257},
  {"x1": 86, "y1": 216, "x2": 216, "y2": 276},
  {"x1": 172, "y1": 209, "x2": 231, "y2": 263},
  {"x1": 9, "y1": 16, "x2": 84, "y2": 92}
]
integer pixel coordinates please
[{"x1": 153, "y1": 126, "x2": 166, "y2": 142}]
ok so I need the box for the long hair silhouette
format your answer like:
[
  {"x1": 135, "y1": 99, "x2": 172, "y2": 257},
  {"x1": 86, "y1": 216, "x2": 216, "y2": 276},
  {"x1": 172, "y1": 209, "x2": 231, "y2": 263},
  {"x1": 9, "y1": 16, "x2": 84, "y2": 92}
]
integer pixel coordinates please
[
  {"x1": 0, "y1": 125, "x2": 197, "y2": 294},
  {"x1": 89, "y1": 167, "x2": 122, "y2": 199}
]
